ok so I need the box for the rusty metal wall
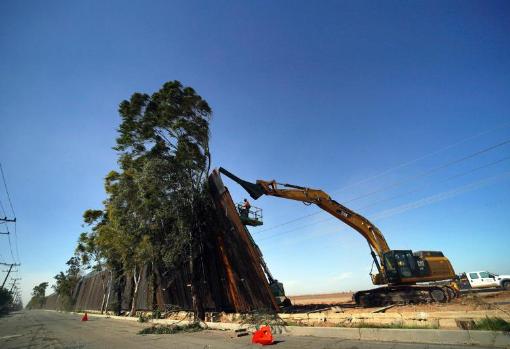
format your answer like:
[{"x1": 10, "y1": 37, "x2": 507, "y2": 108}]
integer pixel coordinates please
[
  {"x1": 42, "y1": 170, "x2": 276, "y2": 313},
  {"x1": 43, "y1": 293, "x2": 61, "y2": 309},
  {"x1": 73, "y1": 270, "x2": 112, "y2": 311},
  {"x1": 208, "y1": 169, "x2": 278, "y2": 311}
]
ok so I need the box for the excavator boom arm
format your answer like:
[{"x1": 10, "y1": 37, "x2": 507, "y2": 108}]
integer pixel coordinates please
[
  {"x1": 257, "y1": 180, "x2": 390, "y2": 258},
  {"x1": 218, "y1": 168, "x2": 390, "y2": 259}
]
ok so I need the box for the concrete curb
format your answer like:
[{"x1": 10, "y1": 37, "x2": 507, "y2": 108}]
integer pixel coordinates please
[
  {"x1": 280, "y1": 327, "x2": 510, "y2": 348},
  {"x1": 63, "y1": 311, "x2": 510, "y2": 348}
]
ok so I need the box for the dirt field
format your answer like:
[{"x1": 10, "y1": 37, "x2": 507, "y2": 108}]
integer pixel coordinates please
[
  {"x1": 288, "y1": 292, "x2": 353, "y2": 305},
  {"x1": 280, "y1": 290, "x2": 510, "y2": 329},
  {"x1": 288, "y1": 289, "x2": 510, "y2": 314}
]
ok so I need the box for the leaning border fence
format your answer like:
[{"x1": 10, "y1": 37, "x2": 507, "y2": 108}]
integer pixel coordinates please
[{"x1": 41, "y1": 169, "x2": 277, "y2": 314}]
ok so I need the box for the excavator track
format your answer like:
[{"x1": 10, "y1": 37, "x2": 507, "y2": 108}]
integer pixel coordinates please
[{"x1": 353, "y1": 284, "x2": 458, "y2": 307}]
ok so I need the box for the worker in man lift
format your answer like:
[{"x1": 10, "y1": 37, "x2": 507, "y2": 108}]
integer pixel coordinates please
[{"x1": 241, "y1": 198, "x2": 251, "y2": 218}]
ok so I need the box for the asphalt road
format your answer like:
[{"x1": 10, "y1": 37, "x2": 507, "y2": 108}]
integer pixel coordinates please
[{"x1": 0, "y1": 310, "x2": 495, "y2": 349}]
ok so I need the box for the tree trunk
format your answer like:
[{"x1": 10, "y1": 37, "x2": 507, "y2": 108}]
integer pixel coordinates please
[
  {"x1": 151, "y1": 262, "x2": 158, "y2": 315},
  {"x1": 187, "y1": 189, "x2": 205, "y2": 322},
  {"x1": 129, "y1": 266, "x2": 141, "y2": 317},
  {"x1": 189, "y1": 253, "x2": 205, "y2": 321},
  {"x1": 103, "y1": 270, "x2": 113, "y2": 314},
  {"x1": 100, "y1": 273, "x2": 107, "y2": 314}
]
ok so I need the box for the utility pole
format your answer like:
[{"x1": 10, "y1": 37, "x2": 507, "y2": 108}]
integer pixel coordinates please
[
  {"x1": 0, "y1": 217, "x2": 16, "y2": 234},
  {"x1": 0, "y1": 217, "x2": 16, "y2": 223},
  {"x1": 9, "y1": 278, "x2": 20, "y2": 292},
  {"x1": 1, "y1": 263, "x2": 20, "y2": 288}
]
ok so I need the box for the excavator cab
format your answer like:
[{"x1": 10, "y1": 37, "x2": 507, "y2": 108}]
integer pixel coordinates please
[
  {"x1": 236, "y1": 203, "x2": 263, "y2": 226},
  {"x1": 382, "y1": 250, "x2": 434, "y2": 284}
]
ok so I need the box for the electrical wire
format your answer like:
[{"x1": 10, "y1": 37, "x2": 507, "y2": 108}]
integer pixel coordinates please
[
  {"x1": 0, "y1": 198, "x2": 6, "y2": 218},
  {"x1": 356, "y1": 155, "x2": 510, "y2": 212},
  {"x1": 13, "y1": 222, "x2": 20, "y2": 263},
  {"x1": 262, "y1": 121, "x2": 510, "y2": 223},
  {"x1": 344, "y1": 138, "x2": 510, "y2": 204},
  {"x1": 255, "y1": 137, "x2": 510, "y2": 234},
  {"x1": 7, "y1": 231, "x2": 16, "y2": 262},
  {"x1": 257, "y1": 170, "x2": 510, "y2": 244},
  {"x1": 329, "y1": 121, "x2": 510, "y2": 196},
  {"x1": 0, "y1": 163, "x2": 19, "y2": 264},
  {"x1": 256, "y1": 155, "x2": 510, "y2": 241},
  {"x1": 256, "y1": 211, "x2": 322, "y2": 233},
  {"x1": 0, "y1": 163, "x2": 15, "y2": 217}
]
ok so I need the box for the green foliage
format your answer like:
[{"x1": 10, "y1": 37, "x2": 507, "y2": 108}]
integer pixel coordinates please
[
  {"x1": 115, "y1": 81, "x2": 211, "y2": 173},
  {"x1": 62, "y1": 80, "x2": 215, "y2": 319},
  {"x1": 347, "y1": 321, "x2": 439, "y2": 329},
  {"x1": 0, "y1": 288, "x2": 14, "y2": 314},
  {"x1": 473, "y1": 317, "x2": 510, "y2": 332},
  {"x1": 152, "y1": 306, "x2": 162, "y2": 320},
  {"x1": 138, "y1": 323, "x2": 203, "y2": 335},
  {"x1": 27, "y1": 282, "x2": 48, "y2": 309},
  {"x1": 239, "y1": 310, "x2": 286, "y2": 334},
  {"x1": 52, "y1": 257, "x2": 81, "y2": 311}
]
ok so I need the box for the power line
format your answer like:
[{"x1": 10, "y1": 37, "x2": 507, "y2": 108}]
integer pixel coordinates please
[
  {"x1": 344, "y1": 138, "x2": 510, "y2": 205},
  {"x1": 256, "y1": 211, "x2": 321, "y2": 233},
  {"x1": 13, "y1": 222, "x2": 19, "y2": 263},
  {"x1": 0, "y1": 219, "x2": 11, "y2": 235},
  {"x1": 359, "y1": 155, "x2": 510, "y2": 212},
  {"x1": 257, "y1": 170, "x2": 510, "y2": 244},
  {"x1": 7, "y1": 233, "x2": 16, "y2": 263},
  {"x1": 255, "y1": 137, "x2": 510, "y2": 234},
  {"x1": 261, "y1": 123, "x2": 510, "y2": 224},
  {"x1": 0, "y1": 163, "x2": 15, "y2": 217},
  {"x1": 256, "y1": 155, "x2": 510, "y2": 241},
  {"x1": 0, "y1": 198, "x2": 6, "y2": 219},
  {"x1": 329, "y1": 121, "x2": 510, "y2": 196},
  {"x1": 0, "y1": 214, "x2": 15, "y2": 262},
  {"x1": 0, "y1": 163, "x2": 18, "y2": 264},
  {"x1": 1, "y1": 263, "x2": 20, "y2": 288},
  {"x1": 372, "y1": 171, "x2": 510, "y2": 221}
]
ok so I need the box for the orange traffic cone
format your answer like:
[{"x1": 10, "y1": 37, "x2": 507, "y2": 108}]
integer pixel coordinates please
[
  {"x1": 251, "y1": 325, "x2": 273, "y2": 345},
  {"x1": 81, "y1": 312, "x2": 88, "y2": 321}
]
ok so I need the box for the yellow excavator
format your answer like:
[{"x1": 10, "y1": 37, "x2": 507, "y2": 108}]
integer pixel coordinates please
[{"x1": 219, "y1": 168, "x2": 459, "y2": 306}]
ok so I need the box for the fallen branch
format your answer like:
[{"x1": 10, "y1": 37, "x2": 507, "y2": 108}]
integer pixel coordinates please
[
  {"x1": 307, "y1": 307, "x2": 331, "y2": 314},
  {"x1": 371, "y1": 304, "x2": 395, "y2": 313}
]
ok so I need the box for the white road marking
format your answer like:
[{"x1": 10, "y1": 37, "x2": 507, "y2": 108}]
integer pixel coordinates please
[{"x1": 0, "y1": 334, "x2": 23, "y2": 340}]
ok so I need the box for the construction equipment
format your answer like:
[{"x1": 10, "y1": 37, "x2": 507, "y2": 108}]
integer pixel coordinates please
[
  {"x1": 219, "y1": 167, "x2": 459, "y2": 307},
  {"x1": 236, "y1": 202, "x2": 263, "y2": 226},
  {"x1": 253, "y1": 242, "x2": 289, "y2": 306},
  {"x1": 237, "y1": 201, "x2": 290, "y2": 306}
]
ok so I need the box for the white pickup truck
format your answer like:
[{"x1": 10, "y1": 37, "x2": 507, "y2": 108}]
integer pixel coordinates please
[{"x1": 458, "y1": 271, "x2": 510, "y2": 290}]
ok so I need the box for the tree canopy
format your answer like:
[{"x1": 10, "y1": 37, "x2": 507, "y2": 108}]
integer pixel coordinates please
[
  {"x1": 32, "y1": 81, "x2": 215, "y2": 319},
  {"x1": 27, "y1": 282, "x2": 48, "y2": 309},
  {"x1": 78, "y1": 80, "x2": 214, "y2": 318}
]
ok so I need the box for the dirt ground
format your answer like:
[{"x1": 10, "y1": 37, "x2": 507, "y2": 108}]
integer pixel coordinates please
[
  {"x1": 289, "y1": 292, "x2": 353, "y2": 305},
  {"x1": 288, "y1": 289, "x2": 510, "y2": 314}
]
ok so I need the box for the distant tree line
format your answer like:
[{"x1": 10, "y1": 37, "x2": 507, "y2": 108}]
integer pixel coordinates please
[
  {"x1": 28, "y1": 81, "x2": 215, "y2": 320},
  {"x1": 26, "y1": 282, "x2": 48, "y2": 310}
]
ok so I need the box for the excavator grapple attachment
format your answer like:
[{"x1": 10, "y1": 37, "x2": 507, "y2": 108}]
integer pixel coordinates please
[{"x1": 219, "y1": 167, "x2": 266, "y2": 199}]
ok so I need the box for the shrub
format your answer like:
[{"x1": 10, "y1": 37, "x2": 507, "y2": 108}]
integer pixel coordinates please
[
  {"x1": 138, "y1": 323, "x2": 203, "y2": 335},
  {"x1": 473, "y1": 317, "x2": 510, "y2": 332}
]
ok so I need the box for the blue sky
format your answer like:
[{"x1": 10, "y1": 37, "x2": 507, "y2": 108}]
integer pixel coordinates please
[{"x1": 1, "y1": 1, "x2": 509, "y2": 304}]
